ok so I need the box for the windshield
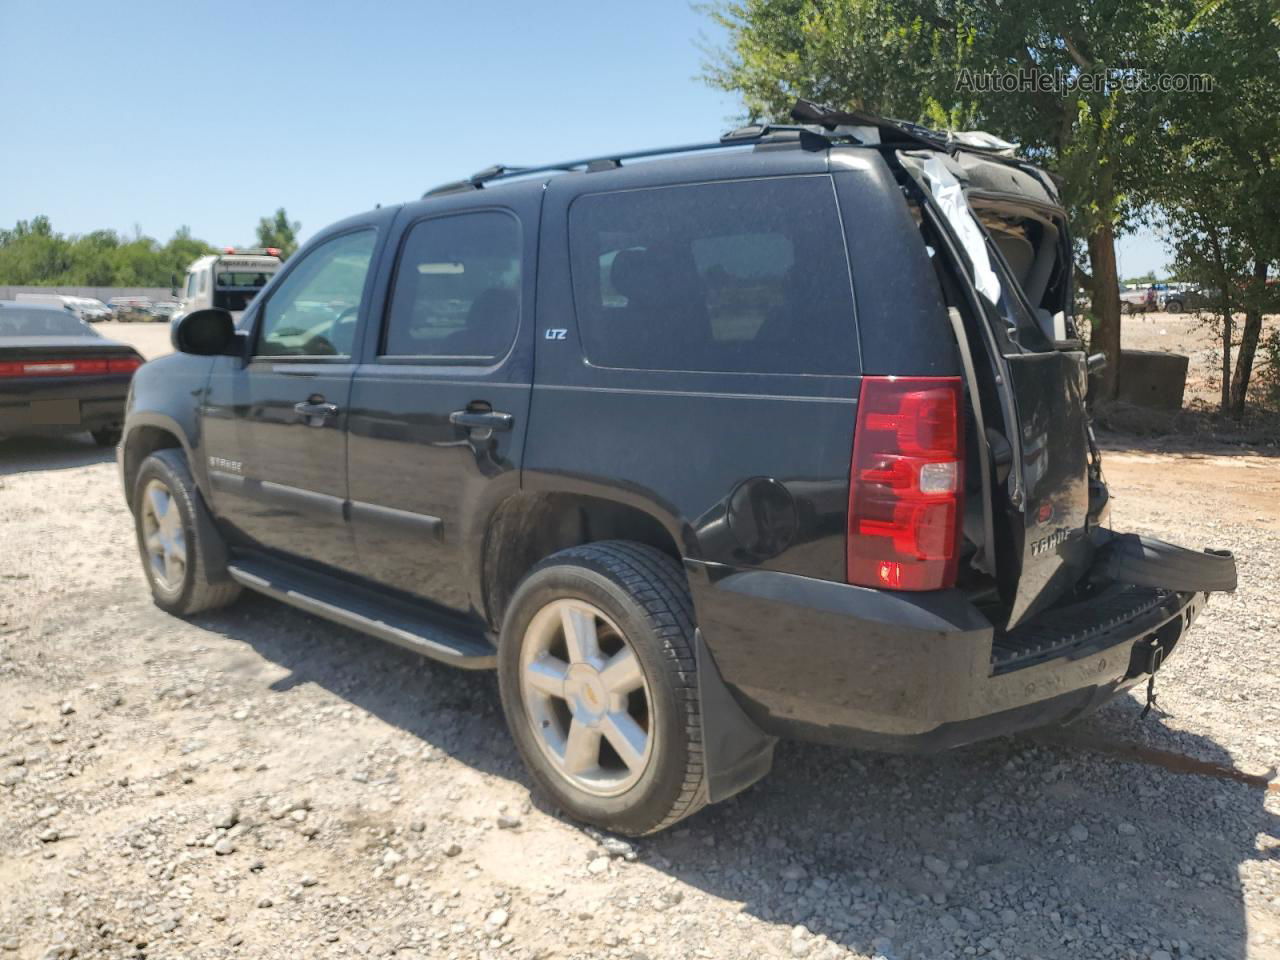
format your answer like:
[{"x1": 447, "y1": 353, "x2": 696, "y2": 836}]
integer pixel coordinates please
[
  {"x1": 216, "y1": 271, "x2": 274, "y2": 289},
  {"x1": 0, "y1": 308, "x2": 100, "y2": 338}
]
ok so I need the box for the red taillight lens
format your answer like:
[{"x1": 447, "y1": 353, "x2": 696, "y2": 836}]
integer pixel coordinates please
[
  {"x1": 0, "y1": 356, "x2": 141, "y2": 377},
  {"x1": 108, "y1": 356, "x2": 143, "y2": 373},
  {"x1": 847, "y1": 376, "x2": 964, "y2": 591}
]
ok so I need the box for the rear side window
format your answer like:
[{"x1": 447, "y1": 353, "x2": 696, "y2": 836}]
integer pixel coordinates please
[
  {"x1": 569, "y1": 176, "x2": 858, "y2": 375},
  {"x1": 382, "y1": 211, "x2": 521, "y2": 361}
]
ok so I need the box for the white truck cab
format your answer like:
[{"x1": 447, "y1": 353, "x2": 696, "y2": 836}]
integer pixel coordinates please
[{"x1": 179, "y1": 248, "x2": 283, "y2": 321}]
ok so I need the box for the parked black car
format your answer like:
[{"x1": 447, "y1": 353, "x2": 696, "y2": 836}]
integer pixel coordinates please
[
  {"x1": 0, "y1": 301, "x2": 143, "y2": 446},
  {"x1": 117, "y1": 102, "x2": 1235, "y2": 836}
]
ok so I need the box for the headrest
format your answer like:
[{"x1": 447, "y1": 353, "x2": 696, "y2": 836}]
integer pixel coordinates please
[{"x1": 609, "y1": 248, "x2": 659, "y2": 303}]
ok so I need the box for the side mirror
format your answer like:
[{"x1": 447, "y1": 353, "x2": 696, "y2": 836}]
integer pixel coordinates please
[
  {"x1": 172, "y1": 308, "x2": 238, "y2": 355},
  {"x1": 170, "y1": 273, "x2": 179, "y2": 297}
]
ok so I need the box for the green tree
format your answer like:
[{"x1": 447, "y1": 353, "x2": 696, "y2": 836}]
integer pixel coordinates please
[
  {"x1": 702, "y1": 0, "x2": 1200, "y2": 400},
  {"x1": 1147, "y1": 0, "x2": 1280, "y2": 416},
  {"x1": 0, "y1": 218, "x2": 217, "y2": 286},
  {"x1": 254, "y1": 208, "x2": 301, "y2": 259}
]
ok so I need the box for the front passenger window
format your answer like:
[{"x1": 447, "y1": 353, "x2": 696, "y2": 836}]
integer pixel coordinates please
[{"x1": 257, "y1": 230, "x2": 376, "y2": 358}]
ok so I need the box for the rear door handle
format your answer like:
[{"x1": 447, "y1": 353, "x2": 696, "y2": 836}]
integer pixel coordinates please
[
  {"x1": 294, "y1": 399, "x2": 339, "y2": 423},
  {"x1": 449, "y1": 410, "x2": 513, "y2": 431}
]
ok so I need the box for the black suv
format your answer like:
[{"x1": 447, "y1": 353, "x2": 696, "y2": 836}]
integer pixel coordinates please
[{"x1": 119, "y1": 102, "x2": 1234, "y2": 836}]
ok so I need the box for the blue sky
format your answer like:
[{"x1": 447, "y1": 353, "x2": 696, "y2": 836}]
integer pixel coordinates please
[{"x1": 0, "y1": 0, "x2": 1171, "y2": 276}]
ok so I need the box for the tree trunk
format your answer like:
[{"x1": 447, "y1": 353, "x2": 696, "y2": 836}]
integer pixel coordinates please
[
  {"x1": 1229, "y1": 258, "x2": 1268, "y2": 417},
  {"x1": 1087, "y1": 223, "x2": 1122, "y2": 401},
  {"x1": 1207, "y1": 228, "x2": 1232, "y2": 413}
]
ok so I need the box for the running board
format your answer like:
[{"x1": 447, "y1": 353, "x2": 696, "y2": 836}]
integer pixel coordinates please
[{"x1": 226, "y1": 556, "x2": 496, "y2": 669}]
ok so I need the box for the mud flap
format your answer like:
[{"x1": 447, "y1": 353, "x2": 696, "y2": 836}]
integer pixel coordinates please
[
  {"x1": 694, "y1": 629, "x2": 777, "y2": 804},
  {"x1": 1093, "y1": 531, "x2": 1237, "y2": 594}
]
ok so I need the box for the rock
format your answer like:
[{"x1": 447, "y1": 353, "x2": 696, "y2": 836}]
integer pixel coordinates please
[
  {"x1": 232, "y1": 709, "x2": 249, "y2": 721},
  {"x1": 497, "y1": 813, "x2": 522, "y2": 829},
  {"x1": 1, "y1": 769, "x2": 27, "y2": 787},
  {"x1": 1069, "y1": 824, "x2": 1089, "y2": 843},
  {"x1": 214, "y1": 838, "x2": 236, "y2": 856},
  {"x1": 1118, "y1": 822, "x2": 1137, "y2": 836},
  {"x1": 300, "y1": 875, "x2": 318, "y2": 888},
  {"x1": 410, "y1": 820, "x2": 426, "y2": 833},
  {"x1": 999, "y1": 909, "x2": 1018, "y2": 925},
  {"x1": 257, "y1": 897, "x2": 273, "y2": 909},
  {"x1": 790, "y1": 940, "x2": 811, "y2": 958},
  {"x1": 923, "y1": 856, "x2": 950, "y2": 878},
  {"x1": 1, "y1": 938, "x2": 18, "y2": 952},
  {"x1": 394, "y1": 873, "x2": 412, "y2": 889},
  {"x1": 587, "y1": 856, "x2": 610, "y2": 875},
  {"x1": 35, "y1": 805, "x2": 59, "y2": 820},
  {"x1": 601, "y1": 837, "x2": 635, "y2": 859},
  {"x1": 1151, "y1": 952, "x2": 1172, "y2": 960},
  {"x1": 383, "y1": 849, "x2": 404, "y2": 867},
  {"x1": 213, "y1": 808, "x2": 239, "y2": 830},
  {"x1": 780, "y1": 864, "x2": 807, "y2": 882},
  {"x1": 443, "y1": 842, "x2": 462, "y2": 858},
  {"x1": 484, "y1": 908, "x2": 510, "y2": 933},
  {"x1": 59, "y1": 701, "x2": 75, "y2": 715},
  {"x1": 37, "y1": 827, "x2": 60, "y2": 843}
]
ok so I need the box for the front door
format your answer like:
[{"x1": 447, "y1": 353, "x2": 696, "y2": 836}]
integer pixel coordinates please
[
  {"x1": 202, "y1": 227, "x2": 379, "y2": 570},
  {"x1": 346, "y1": 204, "x2": 535, "y2": 617}
]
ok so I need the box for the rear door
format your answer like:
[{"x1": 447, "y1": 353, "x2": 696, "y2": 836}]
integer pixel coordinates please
[
  {"x1": 202, "y1": 225, "x2": 382, "y2": 570},
  {"x1": 344, "y1": 197, "x2": 538, "y2": 617}
]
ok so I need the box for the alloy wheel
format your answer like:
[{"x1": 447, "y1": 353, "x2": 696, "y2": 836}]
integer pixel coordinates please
[
  {"x1": 140, "y1": 478, "x2": 187, "y2": 593},
  {"x1": 519, "y1": 598, "x2": 655, "y2": 797}
]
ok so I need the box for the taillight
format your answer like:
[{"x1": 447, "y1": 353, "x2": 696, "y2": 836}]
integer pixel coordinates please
[
  {"x1": 108, "y1": 356, "x2": 143, "y2": 373},
  {"x1": 0, "y1": 356, "x2": 142, "y2": 377},
  {"x1": 847, "y1": 376, "x2": 964, "y2": 591}
]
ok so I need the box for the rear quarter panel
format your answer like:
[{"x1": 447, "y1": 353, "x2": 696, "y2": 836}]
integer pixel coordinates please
[{"x1": 522, "y1": 149, "x2": 960, "y2": 581}]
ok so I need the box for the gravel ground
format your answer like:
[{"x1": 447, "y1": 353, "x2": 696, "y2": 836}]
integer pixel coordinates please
[{"x1": 0, "y1": 324, "x2": 1277, "y2": 960}]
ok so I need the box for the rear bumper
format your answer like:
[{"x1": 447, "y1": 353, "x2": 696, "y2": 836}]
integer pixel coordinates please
[
  {"x1": 0, "y1": 376, "x2": 129, "y2": 435},
  {"x1": 687, "y1": 560, "x2": 1207, "y2": 753}
]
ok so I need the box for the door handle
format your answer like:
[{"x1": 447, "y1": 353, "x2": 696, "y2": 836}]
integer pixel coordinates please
[
  {"x1": 294, "y1": 399, "x2": 339, "y2": 424},
  {"x1": 449, "y1": 409, "x2": 513, "y2": 431}
]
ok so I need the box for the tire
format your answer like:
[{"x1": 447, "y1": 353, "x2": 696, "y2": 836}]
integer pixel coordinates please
[
  {"x1": 91, "y1": 427, "x2": 121, "y2": 447},
  {"x1": 1165, "y1": 299, "x2": 1183, "y2": 314},
  {"x1": 132, "y1": 448, "x2": 241, "y2": 615},
  {"x1": 497, "y1": 541, "x2": 706, "y2": 836}
]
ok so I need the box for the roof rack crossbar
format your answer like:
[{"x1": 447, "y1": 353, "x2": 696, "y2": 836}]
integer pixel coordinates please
[{"x1": 422, "y1": 126, "x2": 841, "y2": 198}]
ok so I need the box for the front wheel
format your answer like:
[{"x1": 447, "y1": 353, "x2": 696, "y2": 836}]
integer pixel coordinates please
[
  {"x1": 132, "y1": 449, "x2": 241, "y2": 616},
  {"x1": 497, "y1": 542, "x2": 707, "y2": 836}
]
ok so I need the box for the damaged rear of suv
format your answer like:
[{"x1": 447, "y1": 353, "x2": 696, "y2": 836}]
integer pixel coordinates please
[
  {"x1": 687, "y1": 102, "x2": 1238, "y2": 766},
  {"x1": 123, "y1": 99, "x2": 1236, "y2": 836}
]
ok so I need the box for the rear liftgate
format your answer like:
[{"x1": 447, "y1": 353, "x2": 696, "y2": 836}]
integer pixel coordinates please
[{"x1": 895, "y1": 143, "x2": 1237, "y2": 708}]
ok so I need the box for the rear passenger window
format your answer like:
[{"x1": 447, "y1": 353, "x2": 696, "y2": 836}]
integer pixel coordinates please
[
  {"x1": 569, "y1": 177, "x2": 857, "y2": 375},
  {"x1": 383, "y1": 211, "x2": 521, "y2": 361}
]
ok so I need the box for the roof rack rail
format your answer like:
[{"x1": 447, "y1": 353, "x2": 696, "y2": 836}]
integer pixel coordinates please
[{"x1": 422, "y1": 124, "x2": 844, "y2": 198}]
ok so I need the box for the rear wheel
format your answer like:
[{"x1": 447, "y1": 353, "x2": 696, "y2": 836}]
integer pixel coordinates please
[
  {"x1": 91, "y1": 427, "x2": 121, "y2": 447},
  {"x1": 1165, "y1": 299, "x2": 1184, "y2": 314},
  {"x1": 498, "y1": 541, "x2": 707, "y2": 836},
  {"x1": 132, "y1": 449, "x2": 241, "y2": 615}
]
